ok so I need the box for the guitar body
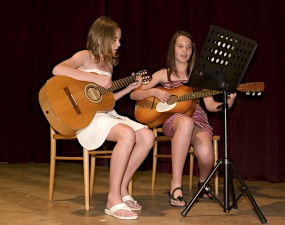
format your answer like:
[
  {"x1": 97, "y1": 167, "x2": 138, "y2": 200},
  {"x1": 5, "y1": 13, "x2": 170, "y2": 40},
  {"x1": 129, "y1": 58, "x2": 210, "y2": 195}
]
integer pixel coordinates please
[
  {"x1": 135, "y1": 85, "x2": 195, "y2": 126},
  {"x1": 39, "y1": 76, "x2": 114, "y2": 136},
  {"x1": 144, "y1": 113, "x2": 173, "y2": 128},
  {"x1": 144, "y1": 104, "x2": 196, "y2": 128}
]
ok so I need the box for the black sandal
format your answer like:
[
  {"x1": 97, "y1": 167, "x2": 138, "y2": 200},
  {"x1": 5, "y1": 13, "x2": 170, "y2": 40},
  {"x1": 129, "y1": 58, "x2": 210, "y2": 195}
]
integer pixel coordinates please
[
  {"x1": 198, "y1": 182, "x2": 213, "y2": 198},
  {"x1": 168, "y1": 187, "x2": 186, "y2": 207}
]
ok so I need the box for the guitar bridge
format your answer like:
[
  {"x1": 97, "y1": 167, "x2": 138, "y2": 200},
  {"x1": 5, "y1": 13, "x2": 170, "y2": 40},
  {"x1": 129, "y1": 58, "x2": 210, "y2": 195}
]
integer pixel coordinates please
[{"x1": 63, "y1": 87, "x2": 81, "y2": 114}]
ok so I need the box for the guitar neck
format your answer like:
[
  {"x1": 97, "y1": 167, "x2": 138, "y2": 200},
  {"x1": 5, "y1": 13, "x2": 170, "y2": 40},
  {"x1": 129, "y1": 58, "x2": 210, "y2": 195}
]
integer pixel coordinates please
[
  {"x1": 179, "y1": 81, "x2": 265, "y2": 101},
  {"x1": 98, "y1": 75, "x2": 136, "y2": 94},
  {"x1": 179, "y1": 89, "x2": 222, "y2": 102}
]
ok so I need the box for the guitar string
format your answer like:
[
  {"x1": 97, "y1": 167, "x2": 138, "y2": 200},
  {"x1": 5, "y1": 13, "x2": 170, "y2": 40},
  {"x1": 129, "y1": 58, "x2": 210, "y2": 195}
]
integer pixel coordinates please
[
  {"x1": 178, "y1": 90, "x2": 222, "y2": 102},
  {"x1": 91, "y1": 75, "x2": 136, "y2": 95}
]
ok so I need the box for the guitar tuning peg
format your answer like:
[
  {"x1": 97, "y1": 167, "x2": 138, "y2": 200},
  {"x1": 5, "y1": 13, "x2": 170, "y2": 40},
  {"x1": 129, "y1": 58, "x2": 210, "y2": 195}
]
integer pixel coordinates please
[
  {"x1": 252, "y1": 92, "x2": 255, "y2": 96},
  {"x1": 246, "y1": 91, "x2": 250, "y2": 95},
  {"x1": 258, "y1": 92, "x2": 262, "y2": 96}
]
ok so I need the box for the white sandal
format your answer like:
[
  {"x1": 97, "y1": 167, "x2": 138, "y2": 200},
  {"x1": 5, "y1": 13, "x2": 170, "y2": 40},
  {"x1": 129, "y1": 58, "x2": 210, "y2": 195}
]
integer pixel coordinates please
[
  {"x1": 122, "y1": 195, "x2": 142, "y2": 210},
  {"x1": 104, "y1": 203, "x2": 138, "y2": 220}
]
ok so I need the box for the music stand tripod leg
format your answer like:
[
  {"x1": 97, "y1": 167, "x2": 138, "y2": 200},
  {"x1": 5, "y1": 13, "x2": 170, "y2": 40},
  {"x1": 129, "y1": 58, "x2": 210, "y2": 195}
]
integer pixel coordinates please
[
  {"x1": 181, "y1": 159, "x2": 224, "y2": 216},
  {"x1": 229, "y1": 160, "x2": 267, "y2": 223},
  {"x1": 227, "y1": 161, "x2": 238, "y2": 210}
]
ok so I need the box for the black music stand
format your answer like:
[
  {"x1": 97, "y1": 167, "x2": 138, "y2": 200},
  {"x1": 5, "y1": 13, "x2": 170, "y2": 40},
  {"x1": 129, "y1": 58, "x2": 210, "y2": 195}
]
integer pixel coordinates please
[{"x1": 181, "y1": 25, "x2": 267, "y2": 224}]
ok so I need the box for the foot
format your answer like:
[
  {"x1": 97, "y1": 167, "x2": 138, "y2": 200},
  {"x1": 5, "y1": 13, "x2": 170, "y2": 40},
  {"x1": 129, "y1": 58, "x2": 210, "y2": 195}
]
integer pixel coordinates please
[
  {"x1": 105, "y1": 203, "x2": 138, "y2": 220},
  {"x1": 198, "y1": 182, "x2": 213, "y2": 198},
  {"x1": 106, "y1": 198, "x2": 138, "y2": 219},
  {"x1": 122, "y1": 195, "x2": 142, "y2": 210},
  {"x1": 169, "y1": 187, "x2": 186, "y2": 207}
]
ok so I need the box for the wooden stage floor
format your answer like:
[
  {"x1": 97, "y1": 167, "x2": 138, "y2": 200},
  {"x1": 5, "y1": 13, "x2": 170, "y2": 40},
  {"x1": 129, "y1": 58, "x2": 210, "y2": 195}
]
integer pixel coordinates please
[{"x1": 0, "y1": 162, "x2": 285, "y2": 225}]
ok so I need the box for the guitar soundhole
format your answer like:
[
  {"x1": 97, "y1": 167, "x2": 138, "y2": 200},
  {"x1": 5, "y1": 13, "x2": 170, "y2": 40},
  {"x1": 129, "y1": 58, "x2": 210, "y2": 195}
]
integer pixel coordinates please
[{"x1": 84, "y1": 84, "x2": 102, "y2": 103}]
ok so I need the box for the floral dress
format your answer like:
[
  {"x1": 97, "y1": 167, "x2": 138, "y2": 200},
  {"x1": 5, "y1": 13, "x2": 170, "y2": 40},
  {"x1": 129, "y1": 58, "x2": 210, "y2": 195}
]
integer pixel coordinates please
[{"x1": 161, "y1": 80, "x2": 213, "y2": 138}]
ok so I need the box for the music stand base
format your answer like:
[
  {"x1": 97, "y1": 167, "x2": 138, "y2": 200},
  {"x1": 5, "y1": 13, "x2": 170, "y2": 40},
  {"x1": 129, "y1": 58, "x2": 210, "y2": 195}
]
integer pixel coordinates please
[{"x1": 181, "y1": 158, "x2": 267, "y2": 224}]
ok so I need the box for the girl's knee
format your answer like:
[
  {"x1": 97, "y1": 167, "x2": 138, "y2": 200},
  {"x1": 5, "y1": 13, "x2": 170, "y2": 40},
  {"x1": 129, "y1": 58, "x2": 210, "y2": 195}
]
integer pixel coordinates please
[
  {"x1": 197, "y1": 149, "x2": 214, "y2": 164},
  {"x1": 181, "y1": 116, "x2": 195, "y2": 126},
  {"x1": 119, "y1": 126, "x2": 136, "y2": 142},
  {"x1": 174, "y1": 116, "x2": 195, "y2": 133},
  {"x1": 137, "y1": 128, "x2": 155, "y2": 148}
]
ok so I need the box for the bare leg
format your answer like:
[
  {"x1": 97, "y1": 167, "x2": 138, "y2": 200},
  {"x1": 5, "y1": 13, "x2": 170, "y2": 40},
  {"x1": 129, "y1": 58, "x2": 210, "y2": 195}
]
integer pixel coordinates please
[
  {"x1": 105, "y1": 124, "x2": 138, "y2": 218},
  {"x1": 170, "y1": 116, "x2": 195, "y2": 206},
  {"x1": 192, "y1": 126, "x2": 214, "y2": 197},
  {"x1": 120, "y1": 128, "x2": 154, "y2": 209},
  {"x1": 191, "y1": 126, "x2": 214, "y2": 182}
]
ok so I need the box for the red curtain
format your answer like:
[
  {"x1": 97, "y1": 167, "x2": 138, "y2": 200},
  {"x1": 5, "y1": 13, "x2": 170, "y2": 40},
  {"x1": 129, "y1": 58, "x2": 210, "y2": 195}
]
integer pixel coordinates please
[{"x1": 1, "y1": 0, "x2": 285, "y2": 182}]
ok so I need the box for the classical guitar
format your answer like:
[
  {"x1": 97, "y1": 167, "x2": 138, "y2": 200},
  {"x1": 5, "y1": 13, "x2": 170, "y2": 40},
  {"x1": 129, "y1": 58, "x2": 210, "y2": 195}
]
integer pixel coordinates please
[
  {"x1": 39, "y1": 70, "x2": 152, "y2": 136},
  {"x1": 134, "y1": 82, "x2": 264, "y2": 128}
]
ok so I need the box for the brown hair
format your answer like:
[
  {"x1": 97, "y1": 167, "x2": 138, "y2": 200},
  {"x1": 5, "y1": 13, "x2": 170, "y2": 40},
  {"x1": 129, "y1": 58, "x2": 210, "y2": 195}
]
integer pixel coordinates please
[
  {"x1": 166, "y1": 30, "x2": 197, "y2": 81},
  {"x1": 86, "y1": 16, "x2": 120, "y2": 66}
]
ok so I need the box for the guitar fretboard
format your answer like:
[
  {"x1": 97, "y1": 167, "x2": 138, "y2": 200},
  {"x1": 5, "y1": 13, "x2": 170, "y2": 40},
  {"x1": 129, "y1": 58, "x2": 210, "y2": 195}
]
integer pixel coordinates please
[
  {"x1": 92, "y1": 75, "x2": 137, "y2": 95},
  {"x1": 179, "y1": 89, "x2": 222, "y2": 102}
]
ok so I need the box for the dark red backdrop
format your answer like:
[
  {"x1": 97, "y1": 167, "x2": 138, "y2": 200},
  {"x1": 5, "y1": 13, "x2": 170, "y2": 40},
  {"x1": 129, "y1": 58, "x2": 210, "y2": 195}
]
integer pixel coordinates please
[{"x1": 1, "y1": 0, "x2": 284, "y2": 182}]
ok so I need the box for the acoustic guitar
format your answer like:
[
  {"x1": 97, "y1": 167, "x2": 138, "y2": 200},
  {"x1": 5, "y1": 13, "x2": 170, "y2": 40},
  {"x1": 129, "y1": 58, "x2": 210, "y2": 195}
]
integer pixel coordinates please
[
  {"x1": 134, "y1": 82, "x2": 264, "y2": 128},
  {"x1": 39, "y1": 70, "x2": 152, "y2": 136}
]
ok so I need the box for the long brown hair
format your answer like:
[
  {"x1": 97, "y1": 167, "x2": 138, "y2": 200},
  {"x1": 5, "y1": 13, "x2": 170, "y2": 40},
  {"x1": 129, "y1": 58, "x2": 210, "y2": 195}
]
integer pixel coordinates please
[
  {"x1": 166, "y1": 30, "x2": 197, "y2": 81},
  {"x1": 86, "y1": 16, "x2": 120, "y2": 66}
]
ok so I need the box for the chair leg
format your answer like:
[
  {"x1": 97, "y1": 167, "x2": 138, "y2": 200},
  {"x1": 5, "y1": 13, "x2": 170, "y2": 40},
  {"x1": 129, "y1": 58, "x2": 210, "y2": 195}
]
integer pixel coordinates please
[
  {"x1": 189, "y1": 150, "x2": 195, "y2": 189},
  {"x1": 83, "y1": 148, "x2": 90, "y2": 210},
  {"x1": 151, "y1": 142, "x2": 158, "y2": 190},
  {"x1": 89, "y1": 155, "x2": 96, "y2": 196},
  {"x1": 151, "y1": 128, "x2": 158, "y2": 190},
  {"x1": 49, "y1": 128, "x2": 56, "y2": 201},
  {"x1": 213, "y1": 139, "x2": 219, "y2": 195}
]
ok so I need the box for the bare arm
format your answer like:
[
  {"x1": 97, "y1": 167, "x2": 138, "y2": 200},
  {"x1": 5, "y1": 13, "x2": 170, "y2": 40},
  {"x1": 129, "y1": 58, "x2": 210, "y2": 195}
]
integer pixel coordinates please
[
  {"x1": 130, "y1": 69, "x2": 171, "y2": 102},
  {"x1": 113, "y1": 74, "x2": 142, "y2": 101},
  {"x1": 52, "y1": 50, "x2": 112, "y2": 89}
]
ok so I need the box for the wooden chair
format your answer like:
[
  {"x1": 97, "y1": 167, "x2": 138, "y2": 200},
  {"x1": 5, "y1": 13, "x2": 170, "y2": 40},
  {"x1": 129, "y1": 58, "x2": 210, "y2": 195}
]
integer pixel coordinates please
[
  {"x1": 49, "y1": 126, "x2": 132, "y2": 210},
  {"x1": 152, "y1": 127, "x2": 219, "y2": 195}
]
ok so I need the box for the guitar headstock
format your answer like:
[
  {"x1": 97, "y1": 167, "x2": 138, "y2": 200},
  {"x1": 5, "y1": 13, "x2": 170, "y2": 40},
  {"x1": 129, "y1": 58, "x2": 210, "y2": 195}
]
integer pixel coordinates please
[
  {"x1": 237, "y1": 82, "x2": 265, "y2": 96},
  {"x1": 136, "y1": 70, "x2": 152, "y2": 84}
]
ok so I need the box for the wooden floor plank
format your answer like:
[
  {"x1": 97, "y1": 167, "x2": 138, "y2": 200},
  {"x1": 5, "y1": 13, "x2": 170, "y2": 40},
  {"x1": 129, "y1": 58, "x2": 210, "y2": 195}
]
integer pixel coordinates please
[{"x1": 0, "y1": 162, "x2": 284, "y2": 224}]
